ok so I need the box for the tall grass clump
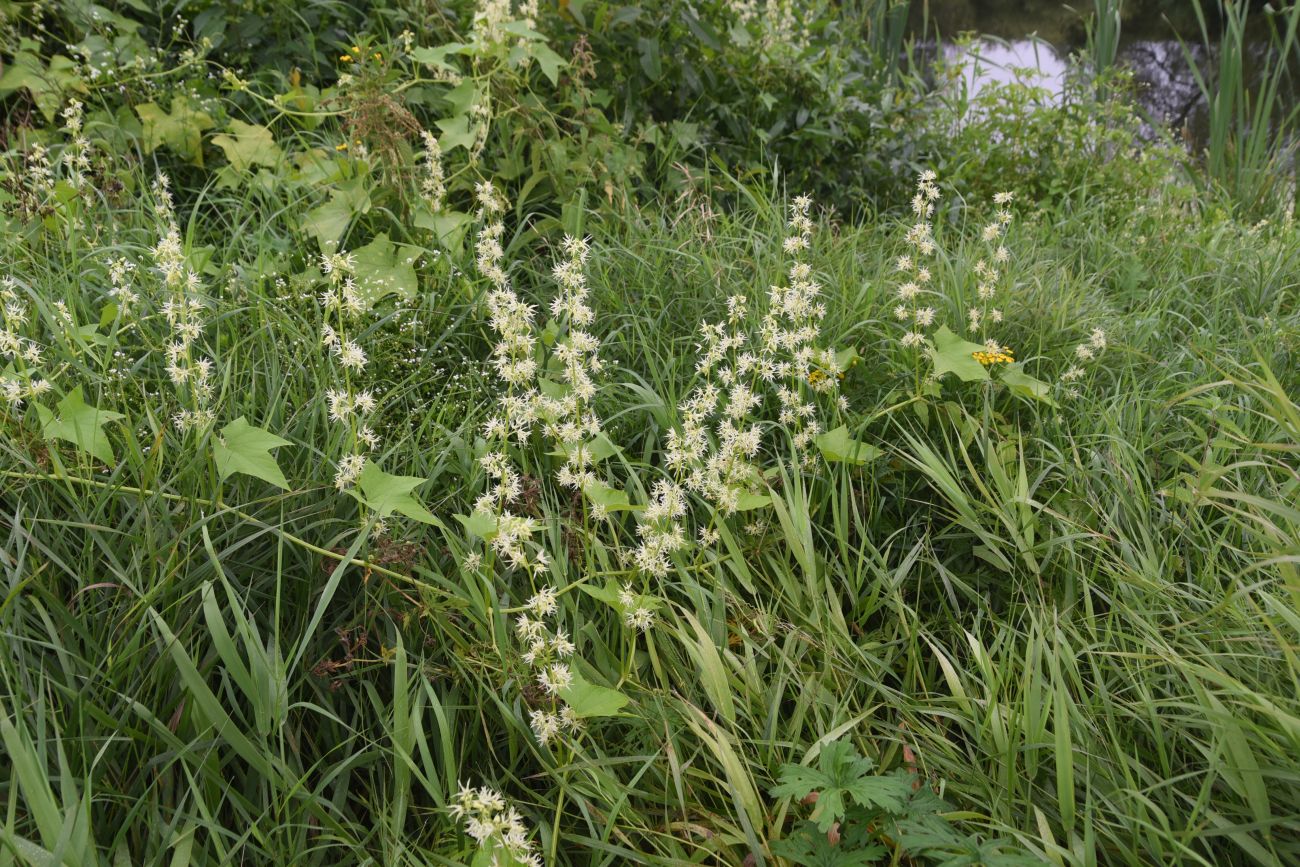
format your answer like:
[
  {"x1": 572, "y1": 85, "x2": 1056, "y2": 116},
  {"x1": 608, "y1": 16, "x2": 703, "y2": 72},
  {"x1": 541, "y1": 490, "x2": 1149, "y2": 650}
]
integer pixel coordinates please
[
  {"x1": 1185, "y1": 0, "x2": 1300, "y2": 215},
  {"x1": 2, "y1": 1, "x2": 1300, "y2": 865}
]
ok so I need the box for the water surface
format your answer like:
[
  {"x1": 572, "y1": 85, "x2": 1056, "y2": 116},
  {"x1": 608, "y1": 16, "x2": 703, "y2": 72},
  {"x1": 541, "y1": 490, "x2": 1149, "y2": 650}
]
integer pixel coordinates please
[{"x1": 914, "y1": 0, "x2": 1290, "y2": 143}]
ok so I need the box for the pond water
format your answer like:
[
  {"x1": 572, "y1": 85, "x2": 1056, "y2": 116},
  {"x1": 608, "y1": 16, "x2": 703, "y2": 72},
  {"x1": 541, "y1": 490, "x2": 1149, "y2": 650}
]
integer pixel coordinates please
[{"x1": 913, "y1": 0, "x2": 1290, "y2": 142}]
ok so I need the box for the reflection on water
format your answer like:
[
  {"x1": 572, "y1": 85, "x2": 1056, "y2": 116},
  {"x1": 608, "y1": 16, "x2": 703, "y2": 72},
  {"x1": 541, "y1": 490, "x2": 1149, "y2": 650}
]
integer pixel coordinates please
[
  {"x1": 946, "y1": 37, "x2": 1207, "y2": 134},
  {"x1": 918, "y1": 0, "x2": 1292, "y2": 145}
]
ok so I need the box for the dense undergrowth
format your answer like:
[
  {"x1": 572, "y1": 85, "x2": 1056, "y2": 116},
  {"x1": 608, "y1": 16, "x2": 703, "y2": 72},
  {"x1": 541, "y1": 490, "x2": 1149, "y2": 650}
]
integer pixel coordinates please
[{"x1": 2, "y1": 1, "x2": 1300, "y2": 865}]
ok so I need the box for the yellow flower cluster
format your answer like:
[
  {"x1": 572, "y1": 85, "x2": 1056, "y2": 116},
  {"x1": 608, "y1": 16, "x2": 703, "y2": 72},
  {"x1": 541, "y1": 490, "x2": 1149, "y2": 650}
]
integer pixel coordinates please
[
  {"x1": 973, "y1": 345, "x2": 1015, "y2": 366},
  {"x1": 807, "y1": 369, "x2": 845, "y2": 386},
  {"x1": 339, "y1": 46, "x2": 382, "y2": 63}
]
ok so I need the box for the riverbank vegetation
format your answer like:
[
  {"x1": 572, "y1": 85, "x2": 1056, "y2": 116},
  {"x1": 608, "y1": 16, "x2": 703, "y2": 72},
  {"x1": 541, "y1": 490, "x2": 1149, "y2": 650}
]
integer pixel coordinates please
[{"x1": 2, "y1": 1, "x2": 1298, "y2": 864}]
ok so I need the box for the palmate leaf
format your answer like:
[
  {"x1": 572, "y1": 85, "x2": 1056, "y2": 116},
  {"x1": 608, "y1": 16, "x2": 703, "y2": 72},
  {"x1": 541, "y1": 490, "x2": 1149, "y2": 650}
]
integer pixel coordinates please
[
  {"x1": 772, "y1": 821, "x2": 885, "y2": 867},
  {"x1": 351, "y1": 233, "x2": 419, "y2": 308},
  {"x1": 211, "y1": 120, "x2": 281, "y2": 172},
  {"x1": 814, "y1": 425, "x2": 882, "y2": 466},
  {"x1": 583, "y1": 479, "x2": 636, "y2": 511},
  {"x1": 999, "y1": 364, "x2": 1057, "y2": 405},
  {"x1": 35, "y1": 387, "x2": 124, "y2": 464},
  {"x1": 558, "y1": 669, "x2": 628, "y2": 718},
  {"x1": 455, "y1": 510, "x2": 499, "y2": 540},
  {"x1": 213, "y1": 417, "x2": 291, "y2": 489},
  {"x1": 135, "y1": 98, "x2": 214, "y2": 165},
  {"x1": 354, "y1": 463, "x2": 437, "y2": 524},
  {"x1": 929, "y1": 325, "x2": 990, "y2": 382},
  {"x1": 771, "y1": 741, "x2": 910, "y2": 832}
]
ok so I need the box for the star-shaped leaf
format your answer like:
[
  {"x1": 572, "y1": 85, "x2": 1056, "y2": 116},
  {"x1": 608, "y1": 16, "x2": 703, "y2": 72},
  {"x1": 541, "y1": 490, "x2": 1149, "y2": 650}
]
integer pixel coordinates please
[
  {"x1": 355, "y1": 462, "x2": 436, "y2": 524},
  {"x1": 558, "y1": 670, "x2": 629, "y2": 719},
  {"x1": 814, "y1": 425, "x2": 882, "y2": 466},
  {"x1": 929, "y1": 325, "x2": 990, "y2": 382},
  {"x1": 213, "y1": 417, "x2": 292, "y2": 489},
  {"x1": 999, "y1": 364, "x2": 1057, "y2": 405},
  {"x1": 35, "y1": 387, "x2": 124, "y2": 464}
]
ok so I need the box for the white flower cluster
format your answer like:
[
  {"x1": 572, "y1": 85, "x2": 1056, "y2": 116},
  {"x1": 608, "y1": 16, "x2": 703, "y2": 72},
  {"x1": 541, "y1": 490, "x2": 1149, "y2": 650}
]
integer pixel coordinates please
[
  {"x1": 0, "y1": 278, "x2": 53, "y2": 407},
  {"x1": 663, "y1": 194, "x2": 843, "y2": 531},
  {"x1": 894, "y1": 171, "x2": 941, "y2": 348},
  {"x1": 419, "y1": 131, "x2": 445, "y2": 214},
  {"x1": 472, "y1": 186, "x2": 614, "y2": 566},
  {"x1": 761, "y1": 194, "x2": 844, "y2": 453},
  {"x1": 450, "y1": 784, "x2": 543, "y2": 867},
  {"x1": 23, "y1": 144, "x2": 56, "y2": 207},
  {"x1": 617, "y1": 583, "x2": 656, "y2": 632},
  {"x1": 472, "y1": 0, "x2": 539, "y2": 47},
  {"x1": 151, "y1": 176, "x2": 216, "y2": 432},
  {"x1": 317, "y1": 251, "x2": 379, "y2": 490},
  {"x1": 1060, "y1": 327, "x2": 1108, "y2": 399},
  {"x1": 108, "y1": 258, "x2": 140, "y2": 311},
  {"x1": 541, "y1": 234, "x2": 606, "y2": 490},
  {"x1": 60, "y1": 100, "x2": 93, "y2": 189},
  {"x1": 730, "y1": 0, "x2": 809, "y2": 54},
  {"x1": 515, "y1": 587, "x2": 583, "y2": 747},
  {"x1": 631, "y1": 479, "x2": 689, "y2": 576},
  {"x1": 472, "y1": 182, "x2": 550, "y2": 572},
  {"x1": 969, "y1": 191, "x2": 1014, "y2": 337}
]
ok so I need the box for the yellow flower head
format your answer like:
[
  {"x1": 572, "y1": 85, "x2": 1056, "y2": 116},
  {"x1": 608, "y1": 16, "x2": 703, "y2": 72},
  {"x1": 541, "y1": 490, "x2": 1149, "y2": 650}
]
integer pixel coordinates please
[{"x1": 973, "y1": 345, "x2": 1015, "y2": 366}]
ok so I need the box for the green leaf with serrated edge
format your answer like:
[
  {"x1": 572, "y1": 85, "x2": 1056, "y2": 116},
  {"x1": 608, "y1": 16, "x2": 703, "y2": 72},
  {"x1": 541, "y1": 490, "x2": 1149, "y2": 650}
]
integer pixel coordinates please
[
  {"x1": 771, "y1": 740, "x2": 910, "y2": 832},
  {"x1": 213, "y1": 417, "x2": 291, "y2": 489},
  {"x1": 929, "y1": 325, "x2": 990, "y2": 382},
  {"x1": 303, "y1": 194, "x2": 354, "y2": 253},
  {"x1": 409, "y1": 43, "x2": 472, "y2": 71},
  {"x1": 351, "y1": 233, "x2": 419, "y2": 307},
  {"x1": 999, "y1": 364, "x2": 1057, "y2": 405},
  {"x1": 211, "y1": 120, "x2": 281, "y2": 172},
  {"x1": 537, "y1": 376, "x2": 567, "y2": 399},
  {"x1": 579, "y1": 579, "x2": 623, "y2": 608},
  {"x1": 558, "y1": 670, "x2": 628, "y2": 718},
  {"x1": 35, "y1": 387, "x2": 124, "y2": 464},
  {"x1": 455, "y1": 511, "x2": 498, "y2": 540},
  {"x1": 815, "y1": 425, "x2": 882, "y2": 465},
  {"x1": 355, "y1": 463, "x2": 436, "y2": 524}
]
